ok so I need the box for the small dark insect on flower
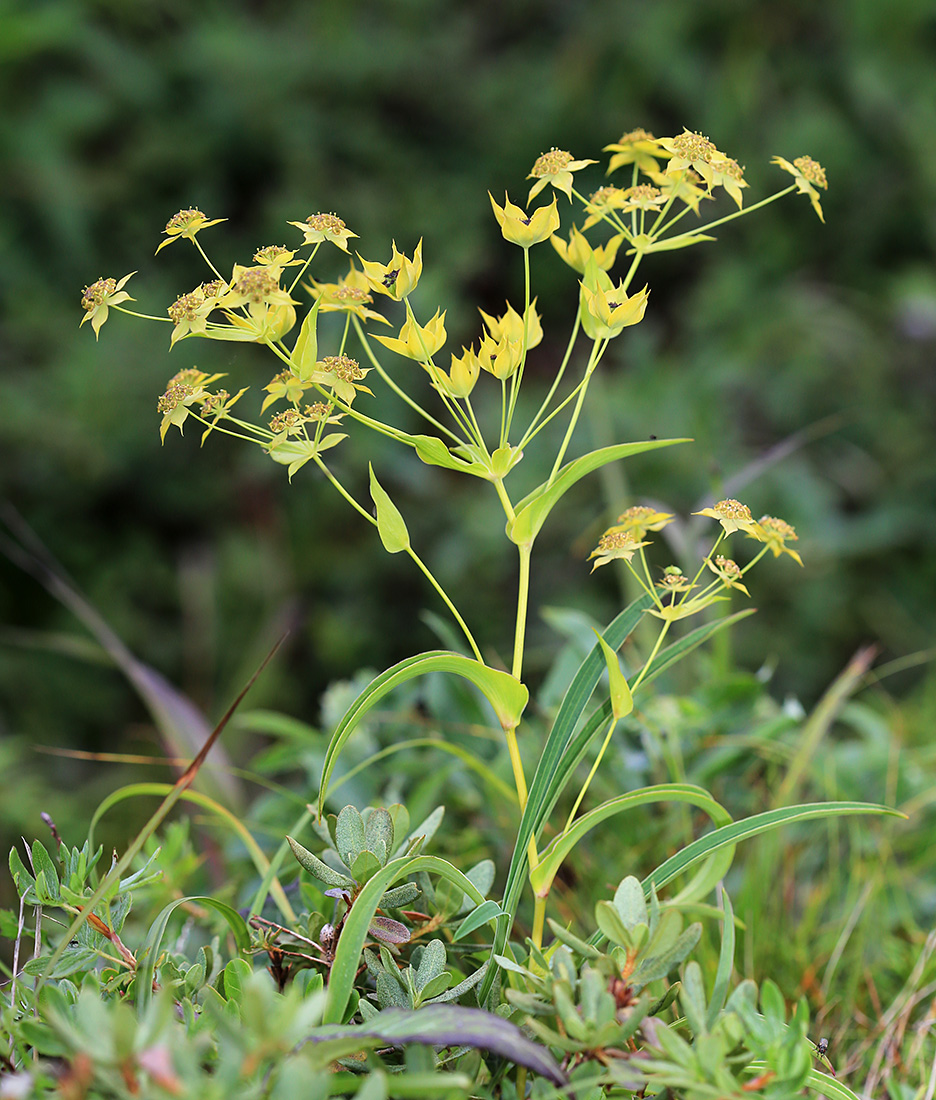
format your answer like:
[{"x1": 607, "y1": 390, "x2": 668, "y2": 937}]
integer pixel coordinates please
[{"x1": 815, "y1": 1038, "x2": 829, "y2": 1057}]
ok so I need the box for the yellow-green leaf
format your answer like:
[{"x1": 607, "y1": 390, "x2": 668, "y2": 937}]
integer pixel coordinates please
[
  {"x1": 291, "y1": 297, "x2": 323, "y2": 381},
  {"x1": 369, "y1": 465, "x2": 410, "y2": 553},
  {"x1": 595, "y1": 632, "x2": 633, "y2": 720}
]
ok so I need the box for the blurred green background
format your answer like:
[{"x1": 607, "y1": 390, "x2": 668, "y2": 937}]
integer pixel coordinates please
[{"x1": 1, "y1": 0, "x2": 935, "y2": 843}]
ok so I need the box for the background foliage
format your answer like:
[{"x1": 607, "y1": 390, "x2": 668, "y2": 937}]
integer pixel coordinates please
[{"x1": 1, "y1": 0, "x2": 935, "y2": 1022}]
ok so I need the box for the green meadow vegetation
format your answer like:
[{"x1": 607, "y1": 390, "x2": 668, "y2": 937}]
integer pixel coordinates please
[{"x1": 2, "y1": 3, "x2": 935, "y2": 1098}]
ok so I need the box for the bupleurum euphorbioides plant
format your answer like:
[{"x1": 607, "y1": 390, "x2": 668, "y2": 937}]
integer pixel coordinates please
[{"x1": 4, "y1": 129, "x2": 894, "y2": 1098}]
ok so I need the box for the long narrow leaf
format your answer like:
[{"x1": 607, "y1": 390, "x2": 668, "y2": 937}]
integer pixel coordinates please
[
  {"x1": 318, "y1": 651, "x2": 528, "y2": 816},
  {"x1": 324, "y1": 855, "x2": 497, "y2": 1024},
  {"x1": 529, "y1": 785, "x2": 732, "y2": 898},
  {"x1": 506, "y1": 439, "x2": 690, "y2": 547},
  {"x1": 646, "y1": 802, "x2": 902, "y2": 895},
  {"x1": 481, "y1": 598, "x2": 744, "y2": 1001},
  {"x1": 329, "y1": 737, "x2": 517, "y2": 805},
  {"x1": 136, "y1": 896, "x2": 250, "y2": 1015},
  {"x1": 480, "y1": 595, "x2": 651, "y2": 1002},
  {"x1": 88, "y1": 783, "x2": 295, "y2": 922},
  {"x1": 706, "y1": 886, "x2": 735, "y2": 1028}
]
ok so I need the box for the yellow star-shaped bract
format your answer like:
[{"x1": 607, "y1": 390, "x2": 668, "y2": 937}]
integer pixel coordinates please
[
  {"x1": 79, "y1": 272, "x2": 136, "y2": 339},
  {"x1": 261, "y1": 370, "x2": 313, "y2": 413},
  {"x1": 358, "y1": 240, "x2": 424, "y2": 300},
  {"x1": 424, "y1": 347, "x2": 481, "y2": 400},
  {"x1": 646, "y1": 169, "x2": 711, "y2": 216},
  {"x1": 156, "y1": 208, "x2": 226, "y2": 255},
  {"x1": 308, "y1": 355, "x2": 373, "y2": 405},
  {"x1": 754, "y1": 515, "x2": 803, "y2": 566},
  {"x1": 167, "y1": 281, "x2": 225, "y2": 347},
  {"x1": 304, "y1": 267, "x2": 390, "y2": 325},
  {"x1": 287, "y1": 212, "x2": 358, "y2": 252},
  {"x1": 476, "y1": 332, "x2": 522, "y2": 380},
  {"x1": 478, "y1": 299, "x2": 543, "y2": 351},
  {"x1": 551, "y1": 226, "x2": 625, "y2": 274},
  {"x1": 706, "y1": 555, "x2": 750, "y2": 596},
  {"x1": 253, "y1": 245, "x2": 303, "y2": 269},
  {"x1": 527, "y1": 148, "x2": 597, "y2": 203},
  {"x1": 579, "y1": 278, "x2": 650, "y2": 341},
  {"x1": 611, "y1": 505, "x2": 675, "y2": 540},
  {"x1": 156, "y1": 368, "x2": 225, "y2": 442},
  {"x1": 603, "y1": 128, "x2": 666, "y2": 175},
  {"x1": 588, "y1": 530, "x2": 649, "y2": 572},
  {"x1": 693, "y1": 498, "x2": 761, "y2": 537},
  {"x1": 708, "y1": 156, "x2": 749, "y2": 209},
  {"x1": 648, "y1": 594, "x2": 726, "y2": 622},
  {"x1": 771, "y1": 156, "x2": 828, "y2": 223},
  {"x1": 489, "y1": 193, "x2": 560, "y2": 248},
  {"x1": 373, "y1": 310, "x2": 446, "y2": 362},
  {"x1": 657, "y1": 130, "x2": 732, "y2": 189}
]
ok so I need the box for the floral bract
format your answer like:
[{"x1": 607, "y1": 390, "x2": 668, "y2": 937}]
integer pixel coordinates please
[
  {"x1": 305, "y1": 268, "x2": 389, "y2": 324},
  {"x1": 527, "y1": 148, "x2": 597, "y2": 203},
  {"x1": 167, "y1": 280, "x2": 225, "y2": 346},
  {"x1": 287, "y1": 212, "x2": 358, "y2": 252},
  {"x1": 489, "y1": 193, "x2": 560, "y2": 248},
  {"x1": 757, "y1": 515, "x2": 803, "y2": 565},
  {"x1": 308, "y1": 355, "x2": 372, "y2": 404},
  {"x1": 156, "y1": 368, "x2": 226, "y2": 441},
  {"x1": 551, "y1": 227, "x2": 625, "y2": 273},
  {"x1": 155, "y1": 208, "x2": 226, "y2": 254},
  {"x1": 706, "y1": 555, "x2": 750, "y2": 596},
  {"x1": 580, "y1": 279, "x2": 650, "y2": 341},
  {"x1": 373, "y1": 310, "x2": 447, "y2": 362},
  {"x1": 603, "y1": 128, "x2": 666, "y2": 175},
  {"x1": 772, "y1": 155, "x2": 829, "y2": 222},
  {"x1": 359, "y1": 240, "x2": 423, "y2": 300},
  {"x1": 79, "y1": 273, "x2": 136, "y2": 339},
  {"x1": 693, "y1": 498, "x2": 761, "y2": 537},
  {"x1": 588, "y1": 530, "x2": 649, "y2": 571},
  {"x1": 613, "y1": 506, "x2": 675, "y2": 538}
]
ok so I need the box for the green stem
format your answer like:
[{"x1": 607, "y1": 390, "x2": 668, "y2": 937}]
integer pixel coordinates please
[
  {"x1": 631, "y1": 619, "x2": 671, "y2": 693},
  {"x1": 667, "y1": 185, "x2": 797, "y2": 240},
  {"x1": 286, "y1": 241, "x2": 321, "y2": 296},
  {"x1": 511, "y1": 543, "x2": 531, "y2": 680},
  {"x1": 113, "y1": 307, "x2": 172, "y2": 323},
  {"x1": 503, "y1": 247, "x2": 532, "y2": 439},
  {"x1": 517, "y1": 308, "x2": 582, "y2": 451},
  {"x1": 564, "y1": 714, "x2": 619, "y2": 833},
  {"x1": 193, "y1": 237, "x2": 225, "y2": 283},
  {"x1": 313, "y1": 458, "x2": 482, "y2": 661},
  {"x1": 547, "y1": 339, "x2": 603, "y2": 483}
]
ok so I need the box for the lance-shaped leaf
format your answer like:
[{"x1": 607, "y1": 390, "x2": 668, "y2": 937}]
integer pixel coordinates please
[
  {"x1": 506, "y1": 438, "x2": 690, "y2": 548},
  {"x1": 405, "y1": 433, "x2": 490, "y2": 477},
  {"x1": 644, "y1": 801, "x2": 903, "y2": 896},
  {"x1": 595, "y1": 631, "x2": 633, "y2": 719},
  {"x1": 369, "y1": 465, "x2": 410, "y2": 553},
  {"x1": 291, "y1": 296, "x2": 323, "y2": 381},
  {"x1": 287, "y1": 836, "x2": 354, "y2": 889}
]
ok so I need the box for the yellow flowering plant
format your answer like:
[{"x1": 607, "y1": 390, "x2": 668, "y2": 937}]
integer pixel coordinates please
[{"x1": 76, "y1": 131, "x2": 888, "y2": 1097}]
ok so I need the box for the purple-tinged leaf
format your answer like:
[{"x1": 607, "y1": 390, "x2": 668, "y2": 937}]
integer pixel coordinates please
[
  {"x1": 369, "y1": 916, "x2": 410, "y2": 944},
  {"x1": 309, "y1": 1004, "x2": 565, "y2": 1085}
]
